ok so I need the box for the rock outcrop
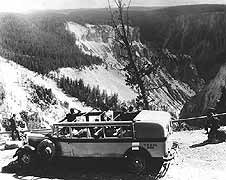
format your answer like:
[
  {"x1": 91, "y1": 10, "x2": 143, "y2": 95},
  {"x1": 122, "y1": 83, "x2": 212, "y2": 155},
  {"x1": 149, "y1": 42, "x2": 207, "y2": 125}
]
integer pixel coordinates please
[
  {"x1": 180, "y1": 63, "x2": 226, "y2": 119},
  {"x1": 165, "y1": 12, "x2": 226, "y2": 81}
]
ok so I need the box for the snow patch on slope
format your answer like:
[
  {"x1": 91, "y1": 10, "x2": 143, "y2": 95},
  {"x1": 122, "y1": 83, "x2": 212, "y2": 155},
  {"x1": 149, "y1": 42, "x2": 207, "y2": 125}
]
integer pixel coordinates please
[{"x1": 0, "y1": 56, "x2": 90, "y2": 125}]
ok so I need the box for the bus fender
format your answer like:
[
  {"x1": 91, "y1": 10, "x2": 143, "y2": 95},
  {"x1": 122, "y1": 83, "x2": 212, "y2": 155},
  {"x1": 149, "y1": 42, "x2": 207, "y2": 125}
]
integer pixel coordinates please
[
  {"x1": 13, "y1": 145, "x2": 35, "y2": 158},
  {"x1": 124, "y1": 146, "x2": 151, "y2": 159}
]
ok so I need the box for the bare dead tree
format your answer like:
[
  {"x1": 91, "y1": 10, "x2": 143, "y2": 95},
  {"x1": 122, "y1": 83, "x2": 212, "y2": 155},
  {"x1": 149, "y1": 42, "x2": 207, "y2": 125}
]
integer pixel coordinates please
[{"x1": 108, "y1": 0, "x2": 160, "y2": 110}]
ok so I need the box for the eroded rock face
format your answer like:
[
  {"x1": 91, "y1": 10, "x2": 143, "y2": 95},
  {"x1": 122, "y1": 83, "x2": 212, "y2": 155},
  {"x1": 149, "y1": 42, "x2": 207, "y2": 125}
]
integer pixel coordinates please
[
  {"x1": 162, "y1": 12, "x2": 226, "y2": 121},
  {"x1": 66, "y1": 22, "x2": 143, "y2": 68},
  {"x1": 65, "y1": 22, "x2": 196, "y2": 116},
  {"x1": 180, "y1": 63, "x2": 226, "y2": 120},
  {"x1": 165, "y1": 12, "x2": 226, "y2": 81},
  {"x1": 162, "y1": 49, "x2": 205, "y2": 93}
]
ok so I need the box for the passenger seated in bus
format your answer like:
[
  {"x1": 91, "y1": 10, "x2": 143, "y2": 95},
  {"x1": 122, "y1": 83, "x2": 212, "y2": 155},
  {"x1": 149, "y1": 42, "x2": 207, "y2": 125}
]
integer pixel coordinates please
[
  {"x1": 105, "y1": 126, "x2": 115, "y2": 137},
  {"x1": 121, "y1": 128, "x2": 132, "y2": 137},
  {"x1": 71, "y1": 129, "x2": 79, "y2": 136},
  {"x1": 59, "y1": 126, "x2": 69, "y2": 135},
  {"x1": 93, "y1": 127, "x2": 104, "y2": 139},
  {"x1": 105, "y1": 110, "x2": 113, "y2": 121},
  {"x1": 72, "y1": 128, "x2": 91, "y2": 138},
  {"x1": 59, "y1": 127, "x2": 71, "y2": 138},
  {"x1": 113, "y1": 126, "x2": 132, "y2": 137},
  {"x1": 113, "y1": 127, "x2": 122, "y2": 137}
]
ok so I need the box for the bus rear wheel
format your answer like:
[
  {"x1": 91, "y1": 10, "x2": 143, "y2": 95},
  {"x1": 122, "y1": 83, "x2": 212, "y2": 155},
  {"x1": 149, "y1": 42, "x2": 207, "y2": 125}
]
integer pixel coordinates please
[{"x1": 127, "y1": 152, "x2": 148, "y2": 174}]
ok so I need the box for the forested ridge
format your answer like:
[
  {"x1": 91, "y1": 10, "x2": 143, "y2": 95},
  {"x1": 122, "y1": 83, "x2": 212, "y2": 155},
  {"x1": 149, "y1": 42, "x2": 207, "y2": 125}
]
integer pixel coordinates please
[
  {"x1": 0, "y1": 12, "x2": 123, "y2": 111},
  {"x1": 1, "y1": 5, "x2": 226, "y2": 78},
  {"x1": 1, "y1": 5, "x2": 226, "y2": 113},
  {"x1": 0, "y1": 13, "x2": 102, "y2": 74},
  {"x1": 56, "y1": 5, "x2": 226, "y2": 81}
]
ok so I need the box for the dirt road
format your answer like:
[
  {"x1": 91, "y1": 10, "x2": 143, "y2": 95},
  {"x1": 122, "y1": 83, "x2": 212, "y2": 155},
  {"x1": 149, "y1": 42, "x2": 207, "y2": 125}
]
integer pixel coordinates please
[{"x1": 0, "y1": 129, "x2": 225, "y2": 180}]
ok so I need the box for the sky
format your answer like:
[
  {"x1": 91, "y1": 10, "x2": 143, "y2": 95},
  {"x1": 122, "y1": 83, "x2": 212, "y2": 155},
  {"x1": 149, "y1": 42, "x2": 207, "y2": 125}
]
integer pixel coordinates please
[{"x1": 0, "y1": 0, "x2": 225, "y2": 13}]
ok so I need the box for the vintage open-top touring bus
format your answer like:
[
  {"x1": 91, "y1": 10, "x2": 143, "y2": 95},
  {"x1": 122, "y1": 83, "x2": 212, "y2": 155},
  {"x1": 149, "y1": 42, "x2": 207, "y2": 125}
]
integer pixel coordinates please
[{"x1": 14, "y1": 110, "x2": 178, "y2": 174}]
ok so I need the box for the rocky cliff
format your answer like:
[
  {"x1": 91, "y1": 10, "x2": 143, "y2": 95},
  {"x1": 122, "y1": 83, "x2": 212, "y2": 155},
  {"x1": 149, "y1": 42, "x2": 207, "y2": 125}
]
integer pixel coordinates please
[
  {"x1": 165, "y1": 12, "x2": 226, "y2": 81},
  {"x1": 180, "y1": 62, "x2": 226, "y2": 119},
  {"x1": 54, "y1": 22, "x2": 196, "y2": 116},
  {"x1": 160, "y1": 9, "x2": 226, "y2": 120},
  {"x1": 162, "y1": 11, "x2": 226, "y2": 119}
]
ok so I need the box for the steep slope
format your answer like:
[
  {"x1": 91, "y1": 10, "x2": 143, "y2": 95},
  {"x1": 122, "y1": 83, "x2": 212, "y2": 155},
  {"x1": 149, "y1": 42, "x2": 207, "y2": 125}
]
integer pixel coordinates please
[
  {"x1": 66, "y1": 22, "x2": 118, "y2": 68},
  {"x1": 65, "y1": 21, "x2": 141, "y2": 68},
  {"x1": 51, "y1": 22, "x2": 195, "y2": 115},
  {"x1": 61, "y1": 5, "x2": 226, "y2": 83},
  {"x1": 53, "y1": 66, "x2": 136, "y2": 101},
  {"x1": 2, "y1": 5, "x2": 226, "y2": 81},
  {"x1": 180, "y1": 63, "x2": 226, "y2": 119},
  {"x1": 0, "y1": 56, "x2": 90, "y2": 128},
  {"x1": 0, "y1": 14, "x2": 102, "y2": 74},
  {"x1": 165, "y1": 11, "x2": 226, "y2": 81}
]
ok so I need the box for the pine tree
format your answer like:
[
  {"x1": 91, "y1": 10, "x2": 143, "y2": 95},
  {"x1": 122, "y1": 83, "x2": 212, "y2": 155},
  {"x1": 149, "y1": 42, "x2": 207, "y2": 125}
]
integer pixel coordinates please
[
  {"x1": 56, "y1": 77, "x2": 121, "y2": 111},
  {"x1": 108, "y1": 0, "x2": 160, "y2": 109}
]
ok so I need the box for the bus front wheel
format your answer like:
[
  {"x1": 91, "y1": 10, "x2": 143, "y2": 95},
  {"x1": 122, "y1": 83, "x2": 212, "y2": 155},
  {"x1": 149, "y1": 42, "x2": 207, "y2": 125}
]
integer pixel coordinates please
[{"x1": 18, "y1": 150, "x2": 34, "y2": 167}]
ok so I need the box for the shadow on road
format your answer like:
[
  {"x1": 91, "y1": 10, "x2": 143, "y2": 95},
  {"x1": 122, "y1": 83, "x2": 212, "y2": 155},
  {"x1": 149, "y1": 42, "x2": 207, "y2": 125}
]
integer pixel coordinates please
[
  {"x1": 190, "y1": 140, "x2": 224, "y2": 148},
  {"x1": 2, "y1": 158, "x2": 157, "y2": 180},
  {"x1": 189, "y1": 140, "x2": 210, "y2": 148}
]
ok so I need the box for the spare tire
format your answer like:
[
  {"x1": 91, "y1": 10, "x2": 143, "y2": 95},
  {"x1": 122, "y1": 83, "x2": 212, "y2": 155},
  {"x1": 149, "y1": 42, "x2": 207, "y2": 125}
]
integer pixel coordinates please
[{"x1": 37, "y1": 139, "x2": 56, "y2": 161}]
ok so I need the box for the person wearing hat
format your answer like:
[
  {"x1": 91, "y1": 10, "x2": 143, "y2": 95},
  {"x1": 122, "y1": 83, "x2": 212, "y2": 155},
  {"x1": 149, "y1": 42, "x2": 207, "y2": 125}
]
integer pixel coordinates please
[
  {"x1": 205, "y1": 109, "x2": 220, "y2": 143},
  {"x1": 59, "y1": 108, "x2": 83, "y2": 135},
  {"x1": 59, "y1": 108, "x2": 82, "y2": 123},
  {"x1": 9, "y1": 114, "x2": 21, "y2": 141}
]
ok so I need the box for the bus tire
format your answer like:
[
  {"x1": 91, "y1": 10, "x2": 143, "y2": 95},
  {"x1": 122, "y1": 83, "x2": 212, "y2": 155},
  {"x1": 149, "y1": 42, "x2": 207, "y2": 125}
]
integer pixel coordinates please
[
  {"x1": 127, "y1": 151, "x2": 148, "y2": 175},
  {"x1": 37, "y1": 139, "x2": 56, "y2": 162}
]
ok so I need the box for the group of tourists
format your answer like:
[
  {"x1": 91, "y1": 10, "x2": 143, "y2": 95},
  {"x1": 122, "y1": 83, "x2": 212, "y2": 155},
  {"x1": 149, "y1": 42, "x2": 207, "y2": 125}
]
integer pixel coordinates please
[
  {"x1": 5, "y1": 105, "x2": 222, "y2": 143},
  {"x1": 58, "y1": 106, "x2": 223, "y2": 142},
  {"x1": 58, "y1": 107, "x2": 134, "y2": 138}
]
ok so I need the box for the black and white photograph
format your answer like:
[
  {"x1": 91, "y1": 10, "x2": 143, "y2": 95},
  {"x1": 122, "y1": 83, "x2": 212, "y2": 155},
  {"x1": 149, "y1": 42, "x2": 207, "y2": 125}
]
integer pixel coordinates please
[{"x1": 0, "y1": 0, "x2": 226, "y2": 179}]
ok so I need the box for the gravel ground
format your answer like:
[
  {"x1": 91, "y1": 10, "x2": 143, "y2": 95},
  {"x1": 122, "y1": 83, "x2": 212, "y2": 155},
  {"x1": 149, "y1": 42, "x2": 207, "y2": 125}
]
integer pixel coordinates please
[
  {"x1": 0, "y1": 129, "x2": 225, "y2": 180},
  {"x1": 164, "y1": 130, "x2": 226, "y2": 180}
]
